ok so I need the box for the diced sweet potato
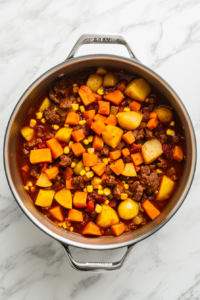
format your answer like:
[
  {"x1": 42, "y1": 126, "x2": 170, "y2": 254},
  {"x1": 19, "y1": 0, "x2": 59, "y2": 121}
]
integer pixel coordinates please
[
  {"x1": 142, "y1": 139, "x2": 163, "y2": 164},
  {"x1": 149, "y1": 112, "x2": 158, "y2": 119},
  {"x1": 73, "y1": 191, "x2": 87, "y2": 208},
  {"x1": 63, "y1": 167, "x2": 73, "y2": 180},
  {"x1": 83, "y1": 153, "x2": 98, "y2": 167},
  {"x1": 94, "y1": 114, "x2": 107, "y2": 123},
  {"x1": 117, "y1": 80, "x2": 127, "y2": 91},
  {"x1": 156, "y1": 175, "x2": 176, "y2": 201},
  {"x1": 94, "y1": 93, "x2": 102, "y2": 101},
  {"x1": 109, "y1": 150, "x2": 122, "y2": 160},
  {"x1": 110, "y1": 159, "x2": 125, "y2": 175},
  {"x1": 45, "y1": 166, "x2": 59, "y2": 180},
  {"x1": 92, "y1": 135, "x2": 104, "y2": 151},
  {"x1": 83, "y1": 110, "x2": 96, "y2": 120},
  {"x1": 35, "y1": 189, "x2": 55, "y2": 207},
  {"x1": 173, "y1": 145, "x2": 184, "y2": 162},
  {"x1": 71, "y1": 129, "x2": 85, "y2": 142},
  {"x1": 66, "y1": 178, "x2": 76, "y2": 189},
  {"x1": 103, "y1": 90, "x2": 125, "y2": 105},
  {"x1": 68, "y1": 209, "x2": 83, "y2": 222},
  {"x1": 82, "y1": 222, "x2": 101, "y2": 236},
  {"x1": 111, "y1": 223, "x2": 125, "y2": 236},
  {"x1": 49, "y1": 206, "x2": 64, "y2": 221},
  {"x1": 129, "y1": 101, "x2": 141, "y2": 112},
  {"x1": 142, "y1": 200, "x2": 160, "y2": 220},
  {"x1": 21, "y1": 127, "x2": 35, "y2": 141},
  {"x1": 46, "y1": 138, "x2": 63, "y2": 159},
  {"x1": 30, "y1": 149, "x2": 52, "y2": 164},
  {"x1": 147, "y1": 118, "x2": 159, "y2": 130},
  {"x1": 36, "y1": 173, "x2": 52, "y2": 187},
  {"x1": 55, "y1": 188, "x2": 72, "y2": 208},
  {"x1": 65, "y1": 112, "x2": 80, "y2": 125},
  {"x1": 55, "y1": 128, "x2": 73, "y2": 143},
  {"x1": 92, "y1": 162, "x2": 106, "y2": 176},
  {"x1": 78, "y1": 85, "x2": 96, "y2": 106},
  {"x1": 122, "y1": 163, "x2": 137, "y2": 177},
  {"x1": 91, "y1": 120, "x2": 106, "y2": 135},
  {"x1": 98, "y1": 101, "x2": 110, "y2": 115},
  {"x1": 122, "y1": 148, "x2": 130, "y2": 158},
  {"x1": 71, "y1": 142, "x2": 85, "y2": 157},
  {"x1": 105, "y1": 114, "x2": 118, "y2": 126},
  {"x1": 102, "y1": 125, "x2": 123, "y2": 148},
  {"x1": 122, "y1": 131, "x2": 135, "y2": 144},
  {"x1": 131, "y1": 152, "x2": 144, "y2": 165}
]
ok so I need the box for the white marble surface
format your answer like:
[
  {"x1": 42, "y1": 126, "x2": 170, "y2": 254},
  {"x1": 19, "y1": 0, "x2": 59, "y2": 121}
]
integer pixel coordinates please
[{"x1": 0, "y1": 0, "x2": 200, "y2": 299}]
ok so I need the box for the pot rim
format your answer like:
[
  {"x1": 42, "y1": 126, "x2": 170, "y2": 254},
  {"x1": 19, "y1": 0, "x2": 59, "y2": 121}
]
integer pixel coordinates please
[{"x1": 4, "y1": 53, "x2": 197, "y2": 250}]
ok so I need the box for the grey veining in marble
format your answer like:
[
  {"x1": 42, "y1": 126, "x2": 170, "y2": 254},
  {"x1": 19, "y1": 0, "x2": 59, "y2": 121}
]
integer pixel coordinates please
[{"x1": 0, "y1": 0, "x2": 200, "y2": 299}]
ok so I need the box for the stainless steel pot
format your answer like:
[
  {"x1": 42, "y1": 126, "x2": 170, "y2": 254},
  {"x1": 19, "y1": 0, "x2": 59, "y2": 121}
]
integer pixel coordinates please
[{"x1": 4, "y1": 34, "x2": 197, "y2": 272}]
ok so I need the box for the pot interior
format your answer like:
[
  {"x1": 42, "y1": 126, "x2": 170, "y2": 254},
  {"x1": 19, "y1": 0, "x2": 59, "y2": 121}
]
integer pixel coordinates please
[{"x1": 5, "y1": 55, "x2": 196, "y2": 250}]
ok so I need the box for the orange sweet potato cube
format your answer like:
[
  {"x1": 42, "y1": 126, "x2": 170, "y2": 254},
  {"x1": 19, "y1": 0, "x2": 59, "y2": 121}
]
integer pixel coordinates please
[
  {"x1": 82, "y1": 222, "x2": 101, "y2": 236},
  {"x1": 103, "y1": 90, "x2": 125, "y2": 105},
  {"x1": 68, "y1": 209, "x2": 83, "y2": 222},
  {"x1": 109, "y1": 150, "x2": 122, "y2": 160},
  {"x1": 71, "y1": 129, "x2": 85, "y2": 142},
  {"x1": 117, "y1": 80, "x2": 127, "y2": 91},
  {"x1": 147, "y1": 118, "x2": 159, "y2": 130},
  {"x1": 122, "y1": 148, "x2": 130, "y2": 158},
  {"x1": 30, "y1": 149, "x2": 52, "y2": 164},
  {"x1": 131, "y1": 152, "x2": 144, "y2": 165},
  {"x1": 173, "y1": 145, "x2": 184, "y2": 162},
  {"x1": 93, "y1": 93, "x2": 102, "y2": 101},
  {"x1": 149, "y1": 112, "x2": 158, "y2": 119},
  {"x1": 92, "y1": 135, "x2": 104, "y2": 151},
  {"x1": 66, "y1": 178, "x2": 76, "y2": 189},
  {"x1": 83, "y1": 153, "x2": 98, "y2": 167},
  {"x1": 110, "y1": 159, "x2": 125, "y2": 175},
  {"x1": 49, "y1": 206, "x2": 64, "y2": 221},
  {"x1": 83, "y1": 110, "x2": 96, "y2": 120},
  {"x1": 111, "y1": 223, "x2": 125, "y2": 236},
  {"x1": 46, "y1": 138, "x2": 63, "y2": 159},
  {"x1": 122, "y1": 131, "x2": 135, "y2": 144},
  {"x1": 73, "y1": 191, "x2": 87, "y2": 208},
  {"x1": 94, "y1": 114, "x2": 107, "y2": 123},
  {"x1": 101, "y1": 173, "x2": 108, "y2": 181},
  {"x1": 129, "y1": 101, "x2": 141, "y2": 112},
  {"x1": 71, "y1": 142, "x2": 85, "y2": 157},
  {"x1": 142, "y1": 200, "x2": 160, "y2": 220},
  {"x1": 91, "y1": 120, "x2": 106, "y2": 135},
  {"x1": 65, "y1": 112, "x2": 80, "y2": 125},
  {"x1": 45, "y1": 166, "x2": 59, "y2": 180},
  {"x1": 78, "y1": 85, "x2": 96, "y2": 106},
  {"x1": 105, "y1": 114, "x2": 118, "y2": 126},
  {"x1": 98, "y1": 101, "x2": 110, "y2": 115},
  {"x1": 92, "y1": 162, "x2": 106, "y2": 176}
]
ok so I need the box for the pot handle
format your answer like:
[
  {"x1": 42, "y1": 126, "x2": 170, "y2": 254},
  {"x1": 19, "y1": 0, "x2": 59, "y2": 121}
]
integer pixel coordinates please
[
  {"x1": 62, "y1": 243, "x2": 134, "y2": 272},
  {"x1": 67, "y1": 33, "x2": 138, "y2": 60}
]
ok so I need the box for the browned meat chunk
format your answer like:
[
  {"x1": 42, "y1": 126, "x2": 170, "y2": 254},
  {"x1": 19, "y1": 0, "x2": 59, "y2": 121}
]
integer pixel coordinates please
[
  {"x1": 25, "y1": 138, "x2": 42, "y2": 150},
  {"x1": 59, "y1": 154, "x2": 72, "y2": 168},
  {"x1": 44, "y1": 110, "x2": 61, "y2": 124},
  {"x1": 129, "y1": 181, "x2": 144, "y2": 202},
  {"x1": 142, "y1": 108, "x2": 150, "y2": 122},
  {"x1": 87, "y1": 191, "x2": 107, "y2": 203},
  {"x1": 105, "y1": 175, "x2": 117, "y2": 187},
  {"x1": 54, "y1": 80, "x2": 70, "y2": 96},
  {"x1": 139, "y1": 165, "x2": 159, "y2": 194},
  {"x1": 172, "y1": 135, "x2": 180, "y2": 144},
  {"x1": 145, "y1": 128, "x2": 154, "y2": 140},
  {"x1": 49, "y1": 87, "x2": 60, "y2": 103},
  {"x1": 159, "y1": 133, "x2": 168, "y2": 144},
  {"x1": 113, "y1": 184, "x2": 122, "y2": 200},
  {"x1": 134, "y1": 129, "x2": 145, "y2": 141},
  {"x1": 157, "y1": 157, "x2": 168, "y2": 169},
  {"x1": 22, "y1": 148, "x2": 30, "y2": 157},
  {"x1": 171, "y1": 174, "x2": 178, "y2": 181},
  {"x1": 30, "y1": 167, "x2": 40, "y2": 179},
  {"x1": 101, "y1": 145, "x2": 109, "y2": 156},
  {"x1": 60, "y1": 96, "x2": 75, "y2": 109},
  {"x1": 124, "y1": 156, "x2": 132, "y2": 163},
  {"x1": 71, "y1": 176, "x2": 85, "y2": 189}
]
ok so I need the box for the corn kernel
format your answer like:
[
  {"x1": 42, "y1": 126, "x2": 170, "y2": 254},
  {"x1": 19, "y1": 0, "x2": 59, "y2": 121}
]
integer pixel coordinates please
[
  {"x1": 107, "y1": 158, "x2": 111, "y2": 162},
  {"x1": 95, "y1": 204, "x2": 102, "y2": 213},
  {"x1": 97, "y1": 87, "x2": 104, "y2": 95},
  {"x1": 155, "y1": 190, "x2": 158, "y2": 194},
  {"x1": 170, "y1": 121, "x2": 175, "y2": 126},
  {"x1": 87, "y1": 185, "x2": 93, "y2": 193},
  {"x1": 77, "y1": 97, "x2": 81, "y2": 102},
  {"x1": 86, "y1": 171, "x2": 94, "y2": 178},
  {"x1": 83, "y1": 139, "x2": 89, "y2": 145},
  {"x1": 73, "y1": 87, "x2": 79, "y2": 93},
  {"x1": 54, "y1": 107, "x2": 58, "y2": 111},
  {"x1": 85, "y1": 167, "x2": 90, "y2": 172},
  {"x1": 156, "y1": 169, "x2": 163, "y2": 174},
  {"x1": 64, "y1": 146, "x2": 70, "y2": 154},
  {"x1": 53, "y1": 125, "x2": 59, "y2": 130},
  {"x1": 41, "y1": 118, "x2": 46, "y2": 124},
  {"x1": 62, "y1": 222, "x2": 67, "y2": 229},
  {"x1": 56, "y1": 221, "x2": 63, "y2": 227},
  {"x1": 121, "y1": 193, "x2": 128, "y2": 200},
  {"x1": 27, "y1": 181, "x2": 33, "y2": 187},
  {"x1": 69, "y1": 226, "x2": 74, "y2": 232},
  {"x1": 24, "y1": 186, "x2": 29, "y2": 191},
  {"x1": 122, "y1": 181, "x2": 125, "y2": 185},
  {"x1": 83, "y1": 188, "x2": 87, "y2": 192},
  {"x1": 124, "y1": 184, "x2": 129, "y2": 190},
  {"x1": 80, "y1": 170, "x2": 86, "y2": 176},
  {"x1": 124, "y1": 107, "x2": 130, "y2": 112},
  {"x1": 105, "y1": 200, "x2": 110, "y2": 204},
  {"x1": 166, "y1": 129, "x2": 175, "y2": 136},
  {"x1": 98, "y1": 185, "x2": 103, "y2": 190},
  {"x1": 102, "y1": 158, "x2": 108, "y2": 165},
  {"x1": 98, "y1": 190, "x2": 104, "y2": 195},
  {"x1": 104, "y1": 188, "x2": 111, "y2": 196},
  {"x1": 71, "y1": 162, "x2": 76, "y2": 168},
  {"x1": 72, "y1": 103, "x2": 79, "y2": 111},
  {"x1": 30, "y1": 119, "x2": 36, "y2": 128},
  {"x1": 64, "y1": 124, "x2": 69, "y2": 128},
  {"x1": 88, "y1": 148, "x2": 95, "y2": 154},
  {"x1": 88, "y1": 136, "x2": 93, "y2": 143},
  {"x1": 30, "y1": 186, "x2": 36, "y2": 192},
  {"x1": 35, "y1": 112, "x2": 43, "y2": 119},
  {"x1": 80, "y1": 106, "x2": 85, "y2": 113},
  {"x1": 79, "y1": 120, "x2": 86, "y2": 125},
  {"x1": 69, "y1": 141, "x2": 74, "y2": 146},
  {"x1": 146, "y1": 98, "x2": 149, "y2": 102},
  {"x1": 73, "y1": 83, "x2": 77, "y2": 87}
]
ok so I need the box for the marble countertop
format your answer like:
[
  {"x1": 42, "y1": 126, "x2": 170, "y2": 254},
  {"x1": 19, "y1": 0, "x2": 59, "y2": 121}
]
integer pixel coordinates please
[{"x1": 1, "y1": 0, "x2": 200, "y2": 299}]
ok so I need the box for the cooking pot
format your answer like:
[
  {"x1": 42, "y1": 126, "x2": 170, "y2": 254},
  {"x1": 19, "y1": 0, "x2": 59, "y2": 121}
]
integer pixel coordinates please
[{"x1": 4, "y1": 34, "x2": 196, "y2": 272}]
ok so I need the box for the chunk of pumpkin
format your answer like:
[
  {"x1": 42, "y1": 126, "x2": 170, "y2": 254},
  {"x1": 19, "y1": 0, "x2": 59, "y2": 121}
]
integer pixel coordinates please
[
  {"x1": 71, "y1": 142, "x2": 85, "y2": 157},
  {"x1": 129, "y1": 101, "x2": 141, "y2": 112},
  {"x1": 142, "y1": 200, "x2": 160, "y2": 220},
  {"x1": 39, "y1": 97, "x2": 51, "y2": 112},
  {"x1": 36, "y1": 173, "x2": 52, "y2": 187},
  {"x1": 154, "y1": 107, "x2": 173, "y2": 123},
  {"x1": 49, "y1": 206, "x2": 64, "y2": 221},
  {"x1": 102, "y1": 125, "x2": 123, "y2": 148},
  {"x1": 92, "y1": 135, "x2": 104, "y2": 151},
  {"x1": 122, "y1": 163, "x2": 137, "y2": 177},
  {"x1": 65, "y1": 112, "x2": 80, "y2": 125},
  {"x1": 45, "y1": 166, "x2": 59, "y2": 180},
  {"x1": 122, "y1": 148, "x2": 130, "y2": 158},
  {"x1": 117, "y1": 111, "x2": 143, "y2": 130},
  {"x1": 110, "y1": 159, "x2": 125, "y2": 175},
  {"x1": 78, "y1": 85, "x2": 96, "y2": 106},
  {"x1": 46, "y1": 138, "x2": 63, "y2": 159},
  {"x1": 21, "y1": 127, "x2": 34, "y2": 141},
  {"x1": 105, "y1": 114, "x2": 118, "y2": 126},
  {"x1": 55, "y1": 188, "x2": 72, "y2": 208},
  {"x1": 98, "y1": 101, "x2": 110, "y2": 115},
  {"x1": 103, "y1": 72, "x2": 117, "y2": 87},
  {"x1": 35, "y1": 189, "x2": 55, "y2": 207},
  {"x1": 83, "y1": 153, "x2": 98, "y2": 167},
  {"x1": 156, "y1": 175, "x2": 176, "y2": 201},
  {"x1": 131, "y1": 152, "x2": 144, "y2": 165},
  {"x1": 124, "y1": 78, "x2": 151, "y2": 101},
  {"x1": 55, "y1": 127, "x2": 73, "y2": 143},
  {"x1": 122, "y1": 131, "x2": 135, "y2": 144},
  {"x1": 82, "y1": 222, "x2": 101, "y2": 236},
  {"x1": 111, "y1": 223, "x2": 125, "y2": 236},
  {"x1": 96, "y1": 204, "x2": 119, "y2": 228},
  {"x1": 103, "y1": 90, "x2": 125, "y2": 105},
  {"x1": 173, "y1": 145, "x2": 184, "y2": 162},
  {"x1": 91, "y1": 120, "x2": 106, "y2": 135},
  {"x1": 30, "y1": 149, "x2": 52, "y2": 164},
  {"x1": 142, "y1": 139, "x2": 163, "y2": 164},
  {"x1": 92, "y1": 162, "x2": 106, "y2": 176},
  {"x1": 86, "y1": 74, "x2": 103, "y2": 92},
  {"x1": 147, "y1": 118, "x2": 159, "y2": 130},
  {"x1": 71, "y1": 129, "x2": 85, "y2": 142},
  {"x1": 73, "y1": 191, "x2": 87, "y2": 208},
  {"x1": 83, "y1": 110, "x2": 96, "y2": 120},
  {"x1": 109, "y1": 150, "x2": 121, "y2": 160},
  {"x1": 68, "y1": 209, "x2": 83, "y2": 222}
]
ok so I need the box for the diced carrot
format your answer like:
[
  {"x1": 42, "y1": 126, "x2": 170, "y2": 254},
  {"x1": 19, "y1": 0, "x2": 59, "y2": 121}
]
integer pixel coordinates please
[
  {"x1": 78, "y1": 85, "x2": 96, "y2": 106},
  {"x1": 71, "y1": 142, "x2": 85, "y2": 157},
  {"x1": 91, "y1": 120, "x2": 106, "y2": 135},
  {"x1": 98, "y1": 101, "x2": 110, "y2": 115},
  {"x1": 46, "y1": 138, "x2": 63, "y2": 159},
  {"x1": 92, "y1": 135, "x2": 104, "y2": 151},
  {"x1": 92, "y1": 162, "x2": 106, "y2": 176},
  {"x1": 110, "y1": 159, "x2": 125, "y2": 175},
  {"x1": 122, "y1": 148, "x2": 130, "y2": 158},
  {"x1": 68, "y1": 209, "x2": 83, "y2": 222},
  {"x1": 105, "y1": 114, "x2": 118, "y2": 126},
  {"x1": 83, "y1": 153, "x2": 98, "y2": 167},
  {"x1": 101, "y1": 173, "x2": 108, "y2": 181},
  {"x1": 149, "y1": 111, "x2": 158, "y2": 119},
  {"x1": 173, "y1": 145, "x2": 184, "y2": 162},
  {"x1": 93, "y1": 93, "x2": 102, "y2": 101},
  {"x1": 65, "y1": 112, "x2": 80, "y2": 125},
  {"x1": 129, "y1": 101, "x2": 141, "y2": 112},
  {"x1": 49, "y1": 206, "x2": 64, "y2": 221},
  {"x1": 82, "y1": 222, "x2": 101, "y2": 236},
  {"x1": 117, "y1": 80, "x2": 127, "y2": 91},
  {"x1": 142, "y1": 200, "x2": 160, "y2": 220},
  {"x1": 146, "y1": 118, "x2": 159, "y2": 130},
  {"x1": 66, "y1": 178, "x2": 76, "y2": 189},
  {"x1": 73, "y1": 191, "x2": 87, "y2": 208},
  {"x1": 103, "y1": 90, "x2": 125, "y2": 105},
  {"x1": 109, "y1": 150, "x2": 122, "y2": 160},
  {"x1": 83, "y1": 110, "x2": 96, "y2": 120},
  {"x1": 71, "y1": 129, "x2": 85, "y2": 142},
  {"x1": 30, "y1": 149, "x2": 52, "y2": 164},
  {"x1": 135, "y1": 165, "x2": 140, "y2": 172},
  {"x1": 111, "y1": 223, "x2": 125, "y2": 236},
  {"x1": 122, "y1": 131, "x2": 135, "y2": 144},
  {"x1": 131, "y1": 152, "x2": 144, "y2": 165},
  {"x1": 45, "y1": 166, "x2": 59, "y2": 180},
  {"x1": 94, "y1": 114, "x2": 107, "y2": 123}
]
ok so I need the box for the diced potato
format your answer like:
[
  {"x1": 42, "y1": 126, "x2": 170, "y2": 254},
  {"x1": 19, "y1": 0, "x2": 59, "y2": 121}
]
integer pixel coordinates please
[
  {"x1": 116, "y1": 111, "x2": 143, "y2": 130},
  {"x1": 35, "y1": 189, "x2": 55, "y2": 207},
  {"x1": 142, "y1": 139, "x2": 163, "y2": 164},
  {"x1": 122, "y1": 163, "x2": 137, "y2": 177},
  {"x1": 156, "y1": 175, "x2": 176, "y2": 201},
  {"x1": 86, "y1": 74, "x2": 103, "y2": 92},
  {"x1": 96, "y1": 204, "x2": 119, "y2": 228},
  {"x1": 36, "y1": 173, "x2": 52, "y2": 187},
  {"x1": 110, "y1": 106, "x2": 118, "y2": 115},
  {"x1": 154, "y1": 107, "x2": 173, "y2": 123},
  {"x1": 91, "y1": 176, "x2": 102, "y2": 189},
  {"x1": 74, "y1": 160, "x2": 84, "y2": 175},
  {"x1": 124, "y1": 78, "x2": 151, "y2": 101},
  {"x1": 55, "y1": 127, "x2": 73, "y2": 143},
  {"x1": 21, "y1": 127, "x2": 34, "y2": 141},
  {"x1": 102, "y1": 125, "x2": 123, "y2": 148},
  {"x1": 56, "y1": 107, "x2": 73, "y2": 117},
  {"x1": 55, "y1": 188, "x2": 72, "y2": 208},
  {"x1": 103, "y1": 72, "x2": 117, "y2": 87},
  {"x1": 96, "y1": 67, "x2": 107, "y2": 75},
  {"x1": 30, "y1": 149, "x2": 52, "y2": 164},
  {"x1": 39, "y1": 97, "x2": 51, "y2": 112},
  {"x1": 118, "y1": 199, "x2": 139, "y2": 220}
]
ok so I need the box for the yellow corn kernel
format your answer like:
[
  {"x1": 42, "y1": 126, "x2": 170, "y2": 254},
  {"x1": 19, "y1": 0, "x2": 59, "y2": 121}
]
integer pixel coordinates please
[
  {"x1": 56, "y1": 221, "x2": 63, "y2": 227},
  {"x1": 69, "y1": 226, "x2": 74, "y2": 232},
  {"x1": 105, "y1": 200, "x2": 110, "y2": 204},
  {"x1": 98, "y1": 185, "x2": 103, "y2": 190},
  {"x1": 41, "y1": 118, "x2": 46, "y2": 124},
  {"x1": 86, "y1": 171, "x2": 94, "y2": 178},
  {"x1": 85, "y1": 167, "x2": 90, "y2": 172},
  {"x1": 122, "y1": 181, "x2": 125, "y2": 185},
  {"x1": 121, "y1": 193, "x2": 128, "y2": 200},
  {"x1": 155, "y1": 190, "x2": 158, "y2": 194},
  {"x1": 64, "y1": 146, "x2": 70, "y2": 154},
  {"x1": 73, "y1": 87, "x2": 79, "y2": 93},
  {"x1": 166, "y1": 129, "x2": 175, "y2": 136},
  {"x1": 72, "y1": 103, "x2": 79, "y2": 111},
  {"x1": 77, "y1": 97, "x2": 81, "y2": 102},
  {"x1": 98, "y1": 190, "x2": 104, "y2": 195},
  {"x1": 146, "y1": 98, "x2": 149, "y2": 102},
  {"x1": 83, "y1": 139, "x2": 89, "y2": 145},
  {"x1": 102, "y1": 158, "x2": 108, "y2": 165},
  {"x1": 88, "y1": 136, "x2": 93, "y2": 143},
  {"x1": 35, "y1": 112, "x2": 43, "y2": 119},
  {"x1": 88, "y1": 148, "x2": 95, "y2": 154},
  {"x1": 97, "y1": 87, "x2": 104, "y2": 95},
  {"x1": 30, "y1": 186, "x2": 36, "y2": 192},
  {"x1": 71, "y1": 162, "x2": 76, "y2": 168},
  {"x1": 80, "y1": 106, "x2": 85, "y2": 113},
  {"x1": 124, "y1": 184, "x2": 129, "y2": 190},
  {"x1": 64, "y1": 124, "x2": 69, "y2": 128},
  {"x1": 170, "y1": 121, "x2": 175, "y2": 126},
  {"x1": 27, "y1": 181, "x2": 33, "y2": 187},
  {"x1": 87, "y1": 185, "x2": 93, "y2": 193},
  {"x1": 63, "y1": 222, "x2": 67, "y2": 229},
  {"x1": 83, "y1": 188, "x2": 87, "y2": 192},
  {"x1": 79, "y1": 120, "x2": 86, "y2": 125},
  {"x1": 107, "y1": 158, "x2": 111, "y2": 162},
  {"x1": 104, "y1": 188, "x2": 111, "y2": 196},
  {"x1": 24, "y1": 186, "x2": 29, "y2": 191},
  {"x1": 30, "y1": 119, "x2": 36, "y2": 128},
  {"x1": 156, "y1": 169, "x2": 163, "y2": 173},
  {"x1": 95, "y1": 204, "x2": 102, "y2": 213},
  {"x1": 53, "y1": 125, "x2": 59, "y2": 130},
  {"x1": 54, "y1": 107, "x2": 58, "y2": 111},
  {"x1": 124, "y1": 107, "x2": 130, "y2": 112},
  {"x1": 80, "y1": 170, "x2": 86, "y2": 176},
  {"x1": 69, "y1": 141, "x2": 74, "y2": 146},
  {"x1": 73, "y1": 83, "x2": 77, "y2": 87}
]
